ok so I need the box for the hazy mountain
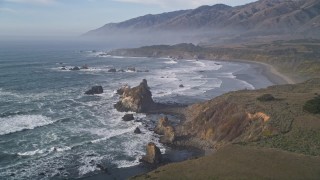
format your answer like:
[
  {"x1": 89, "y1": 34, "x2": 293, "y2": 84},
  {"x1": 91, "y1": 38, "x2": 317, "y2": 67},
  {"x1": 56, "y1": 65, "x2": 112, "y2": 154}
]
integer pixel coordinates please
[{"x1": 84, "y1": 0, "x2": 320, "y2": 41}]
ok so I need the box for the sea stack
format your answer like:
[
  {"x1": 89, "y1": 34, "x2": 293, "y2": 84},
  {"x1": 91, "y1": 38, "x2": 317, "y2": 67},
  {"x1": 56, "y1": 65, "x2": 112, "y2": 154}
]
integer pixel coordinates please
[
  {"x1": 154, "y1": 116, "x2": 169, "y2": 135},
  {"x1": 154, "y1": 116, "x2": 175, "y2": 143},
  {"x1": 142, "y1": 142, "x2": 162, "y2": 164},
  {"x1": 114, "y1": 79, "x2": 155, "y2": 113}
]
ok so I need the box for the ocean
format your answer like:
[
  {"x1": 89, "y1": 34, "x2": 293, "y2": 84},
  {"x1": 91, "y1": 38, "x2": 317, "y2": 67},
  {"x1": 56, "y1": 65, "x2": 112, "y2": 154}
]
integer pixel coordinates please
[{"x1": 0, "y1": 40, "x2": 273, "y2": 179}]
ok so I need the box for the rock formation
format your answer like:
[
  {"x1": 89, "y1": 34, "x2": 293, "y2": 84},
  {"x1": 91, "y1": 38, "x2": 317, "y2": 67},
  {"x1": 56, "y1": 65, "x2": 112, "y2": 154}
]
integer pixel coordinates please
[
  {"x1": 134, "y1": 127, "x2": 141, "y2": 134},
  {"x1": 161, "y1": 126, "x2": 175, "y2": 143},
  {"x1": 142, "y1": 142, "x2": 162, "y2": 164},
  {"x1": 154, "y1": 116, "x2": 169, "y2": 135},
  {"x1": 85, "y1": 86, "x2": 103, "y2": 95},
  {"x1": 108, "y1": 68, "x2": 116, "y2": 72},
  {"x1": 116, "y1": 85, "x2": 130, "y2": 95},
  {"x1": 81, "y1": 64, "x2": 89, "y2": 69},
  {"x1": 70, "y1": 66, "x2": 80, "y2": 71},
  {"x1": 114, "y1": 79, "x2": 155, "y2": 113},
  {"x1": 154, "y1": 116, "x2": 175, "y2": 143},
  {"x1": 122, "y1": 114, "x2": 134, "y2": 121},
  {"x1": 127, "y1": 67, "x2": 136, "y2": 72}
]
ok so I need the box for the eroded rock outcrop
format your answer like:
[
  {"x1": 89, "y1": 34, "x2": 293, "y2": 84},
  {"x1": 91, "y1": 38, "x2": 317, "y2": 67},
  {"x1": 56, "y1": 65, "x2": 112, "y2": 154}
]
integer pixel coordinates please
[
  {"x1": 154, "y1": 116, "x2": 169, "y2": 135},
  {"x1": 161, "y1": 126, "x2": 175, "y2": 143},
  {"x1": 154, "y1": 116, "x2": 175, "y2": 143},
  {"x1": 116, "y1": 85, "x2": 130, "y2": 95},
  {"x1": 114, "y1": 79, "x2": 155, "y2": 113},
  {"x1": 142, "y1": 142, "x2": 162, "y2": 164}
]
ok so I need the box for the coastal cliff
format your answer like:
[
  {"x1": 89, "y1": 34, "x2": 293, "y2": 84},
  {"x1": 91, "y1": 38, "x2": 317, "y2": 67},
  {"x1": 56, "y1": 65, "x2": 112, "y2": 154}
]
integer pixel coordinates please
[
  {"x1": 175, "y1": 79, "x2": 320, "y2": 154},
  {"x1": 132, "y1": 78, "x2": 320, "y2": 179}
]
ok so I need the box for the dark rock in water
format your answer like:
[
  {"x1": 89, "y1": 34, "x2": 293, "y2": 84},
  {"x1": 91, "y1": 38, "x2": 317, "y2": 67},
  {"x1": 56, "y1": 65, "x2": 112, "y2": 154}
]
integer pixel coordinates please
[
  {"x1": 86, "y1": 153, "x2": 97, "y2": 157},
  {"x1": 142, "y1": 142, "x2": 162, "y2": 164},
  {"x1": 179, "y1": 84, "x2": 184, "y2": 88},
  {"x1": 108, "y1": 68, "x2": 116, "y2": 72},
  {"x1": 96, "y1": 164, "x2": 108, "y2": 173},
  {"x1": 81, "y1": 64, "x2": 89, "y2": 69},
  {"x1": 70, "y1": 66, "x2": 80, "y2": 71},
  {"x1": 114, "y1": 79, "x2": 155, "y2": 113},
  {"x1": 127, "y1": 67, "x2": 136, "y2": 72},
  {"x1": 122, "y1": 114, "x2": 134, "y2": 121},
  {"x1": 39, "y1": 172, "x2": 45, "y2": 176},
  {"x1": 134, "y1": 127, "x2": 141, "y2": 134},
  {"x1": 57, "y1": 167, "x2": 65, "y2": 171},
  {"x1": 98, "y1": 53, "x2": 108, "y2": 56},
  {"x1": 61, "y1": 67, "x2": 67, "y2": 70},
  {"x1": 85, "y1": 86, "x2": 103, "y2": 95},
  {"x1": 118, "y1": 69, "x2": 125, "y2": 72}
]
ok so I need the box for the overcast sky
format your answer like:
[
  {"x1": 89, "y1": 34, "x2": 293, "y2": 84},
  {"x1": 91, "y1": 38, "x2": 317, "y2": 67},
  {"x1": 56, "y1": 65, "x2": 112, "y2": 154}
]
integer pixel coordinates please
[{"x1": 0, "y1": 0, "x2": 257, "y2": 36}]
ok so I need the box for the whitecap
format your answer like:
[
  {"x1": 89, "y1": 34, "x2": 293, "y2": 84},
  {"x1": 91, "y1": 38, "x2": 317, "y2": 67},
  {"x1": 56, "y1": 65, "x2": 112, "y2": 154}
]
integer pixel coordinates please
[
  {"x1": 78, "y1": 154, "x2": 105, "y2": 176},
  {"x1": 17, "y1": 146, "x2": 71, "y2": 156},
  {"x1": 163, "y1": 60, "x2": 178, "y2": 64},
  {"x1": 89, "y1": 126, "x2": 137, "y2": 144},
  {"x1": 0, "y1": 115, "x2": 53, "y2": 135}
]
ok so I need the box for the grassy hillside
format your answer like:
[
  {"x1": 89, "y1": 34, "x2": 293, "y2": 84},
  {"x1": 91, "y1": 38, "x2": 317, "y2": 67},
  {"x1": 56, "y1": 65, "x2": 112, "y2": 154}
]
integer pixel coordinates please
[
  {"x1": 176, "y1": 79, "x2": 320, "y2": 155},
  {"x1": 132, "y1": 145, "x2": 320, "y2": 180}
]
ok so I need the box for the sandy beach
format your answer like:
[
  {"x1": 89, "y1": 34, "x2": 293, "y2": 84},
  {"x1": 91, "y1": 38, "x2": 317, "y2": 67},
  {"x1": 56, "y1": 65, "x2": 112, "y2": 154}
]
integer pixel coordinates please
[{"x1": 225, "y1": 59, "x2": 295, "y2": 85}]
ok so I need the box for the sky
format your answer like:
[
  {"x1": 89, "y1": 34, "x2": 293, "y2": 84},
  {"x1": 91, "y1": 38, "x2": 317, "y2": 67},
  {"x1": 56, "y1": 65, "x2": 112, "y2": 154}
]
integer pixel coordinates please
[{"x1": 0, "y1": 0, "x2": 257, "y2": 37}]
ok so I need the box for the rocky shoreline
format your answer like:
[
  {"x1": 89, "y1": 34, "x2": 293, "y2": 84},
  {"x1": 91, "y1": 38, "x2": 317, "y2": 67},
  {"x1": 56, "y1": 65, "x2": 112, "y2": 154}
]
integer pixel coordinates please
[{"x1": 82, "y1": 62, "x2": 320, "y2": 179}]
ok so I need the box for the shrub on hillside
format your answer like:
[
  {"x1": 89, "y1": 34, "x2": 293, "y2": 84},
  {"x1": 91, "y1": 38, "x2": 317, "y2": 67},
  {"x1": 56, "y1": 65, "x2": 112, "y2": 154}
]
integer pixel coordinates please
[
  {"x1": 303, "y1": 96, "x2": 320, "y2": 114},
  {"x1": 257, "y1": 94, "x2": 275, "y2": 102}
]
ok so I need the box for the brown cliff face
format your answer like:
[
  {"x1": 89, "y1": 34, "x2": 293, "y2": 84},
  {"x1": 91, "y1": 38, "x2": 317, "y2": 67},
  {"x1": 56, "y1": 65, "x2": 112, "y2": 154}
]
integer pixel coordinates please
[
  {"x1": 114, "y1": 79, "x2": 155, "y2": 113},
  {"x1": 176, "y1": 79, "x2": 320, "y2": 150}
]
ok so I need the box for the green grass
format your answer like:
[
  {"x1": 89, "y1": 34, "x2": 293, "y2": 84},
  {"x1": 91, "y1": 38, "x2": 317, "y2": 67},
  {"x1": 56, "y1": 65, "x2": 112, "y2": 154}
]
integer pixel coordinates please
[{"x1": 132, "y1": 145, "x2": 320, "y2": 180}]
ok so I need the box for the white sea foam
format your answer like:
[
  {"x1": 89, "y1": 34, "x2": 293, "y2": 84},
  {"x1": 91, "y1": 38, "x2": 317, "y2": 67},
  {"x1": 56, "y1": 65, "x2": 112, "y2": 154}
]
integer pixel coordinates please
[
  {"x1": 0, "y1": 88, "x2": 21, "y2": 98},
  {"x1": 17, "y1": 146, "x2": 71, "y2": 156},
  {"x1": 238, "y1": 79, "x2": 255, "y2": 90},
  {"x1": 163, "y1": 60, "x2": 178, "y2": 64},
  {"x1": 145, "y1": 60, "x2": 223, "y2": 99},
  {"x1": 112, "y1": 126, "x2": 165, "y2": 168},
  {"x1": 78, "y1": 154, "x2": 106, "y2": 176},
  {"x1": 0, "y1": 115, "x2": 53, "y2": 136},
  {"x1": 89, "y1": 126, "x2": 137, "y2": 144}
]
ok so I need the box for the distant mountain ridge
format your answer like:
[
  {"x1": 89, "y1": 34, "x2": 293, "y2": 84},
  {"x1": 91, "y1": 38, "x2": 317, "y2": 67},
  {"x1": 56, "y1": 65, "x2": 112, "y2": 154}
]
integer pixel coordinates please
[{"x1": 85, "y1": 0, "x2": 320, "y2": 40}]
